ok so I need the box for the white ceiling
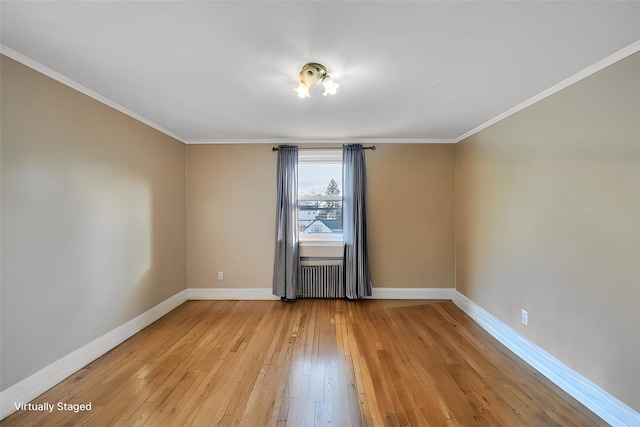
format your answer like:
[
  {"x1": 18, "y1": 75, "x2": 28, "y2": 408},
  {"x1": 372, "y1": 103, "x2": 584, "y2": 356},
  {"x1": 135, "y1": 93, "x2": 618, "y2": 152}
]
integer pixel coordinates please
[{"x1": 1, "y1": 1, "x2": 639, "y2": 144}]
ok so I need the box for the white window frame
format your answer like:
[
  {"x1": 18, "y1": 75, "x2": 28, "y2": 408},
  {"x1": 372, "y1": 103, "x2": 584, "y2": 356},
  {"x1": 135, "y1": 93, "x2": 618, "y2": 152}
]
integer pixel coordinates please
[{"x1": 298, "y1": 149, "x2": 343, "y2": 247}]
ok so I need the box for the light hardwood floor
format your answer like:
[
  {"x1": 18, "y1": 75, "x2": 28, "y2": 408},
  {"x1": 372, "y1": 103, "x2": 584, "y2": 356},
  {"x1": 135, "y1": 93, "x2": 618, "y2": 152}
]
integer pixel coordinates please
[{"x1": 2, "y1": 300, "x2": 604, "y2": 426}]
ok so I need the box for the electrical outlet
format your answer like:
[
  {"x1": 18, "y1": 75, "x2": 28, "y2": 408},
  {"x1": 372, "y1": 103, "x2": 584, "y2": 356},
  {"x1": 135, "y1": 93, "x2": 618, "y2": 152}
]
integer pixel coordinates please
[
  {"x1": 521, "y1": 309, "x2": 528, "y2": 325},
  {"x1": 217, "y1": 271, "x2": 224, "y2": 280}
]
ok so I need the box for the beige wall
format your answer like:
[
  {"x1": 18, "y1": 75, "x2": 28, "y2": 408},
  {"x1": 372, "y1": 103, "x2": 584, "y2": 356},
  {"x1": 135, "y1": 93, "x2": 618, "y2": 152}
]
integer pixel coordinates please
[
  {"x1": 368, "y1": 144, "x2": 455, "y2": 287},
  {"x1": 455, "y1": 52, "x2": 640, "y2": 410},
  {"x1": 186, "y1": 144, "x2": 277, "y2": 289},
  {"x1": 186, "y1": 143, "x2": 455, "y2": 290},
  {"x1": 1, "y1": 56, "x2": 187, "y2": 390}
]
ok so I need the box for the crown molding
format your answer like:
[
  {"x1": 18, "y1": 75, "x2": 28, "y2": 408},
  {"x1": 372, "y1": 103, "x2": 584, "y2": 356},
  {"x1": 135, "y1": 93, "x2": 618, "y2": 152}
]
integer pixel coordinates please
[
  {"x1": 1, "y1": 44, "x2": 453, "y2": 146},
  {"x1": 4, "y1": 38, "x2": 638, "y2": 147},
  {"x1": 454, "y1": 39, "x2": 640, "y2": 144},
  {"x1": 185, "y1": 138, "x2": 456, "y2": 145},
  {"x1": 0, "y1": 45, "x2": 187, "y2": 144}
]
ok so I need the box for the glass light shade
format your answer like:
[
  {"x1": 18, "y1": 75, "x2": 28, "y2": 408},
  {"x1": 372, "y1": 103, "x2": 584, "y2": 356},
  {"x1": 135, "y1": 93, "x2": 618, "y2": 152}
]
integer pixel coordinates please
[
  {"x1": 322, "y1": 77, "x2": 339, "y2": 96},
  {"x1": 294, "y1": 83, "x2": 310, "y2": 98}
]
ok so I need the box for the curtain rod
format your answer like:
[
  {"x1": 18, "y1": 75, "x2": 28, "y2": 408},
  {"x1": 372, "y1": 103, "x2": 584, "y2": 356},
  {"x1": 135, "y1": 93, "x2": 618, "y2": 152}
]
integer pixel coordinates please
[{"x1": 272, "y1": 145, "x2": 376, "y2": 151}]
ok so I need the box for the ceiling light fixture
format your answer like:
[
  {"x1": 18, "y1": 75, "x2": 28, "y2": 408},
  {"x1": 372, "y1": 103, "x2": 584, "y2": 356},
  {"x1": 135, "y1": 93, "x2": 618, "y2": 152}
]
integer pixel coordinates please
[{"x1": 294, "y1": 63, "x2": 339, "y2": 99}]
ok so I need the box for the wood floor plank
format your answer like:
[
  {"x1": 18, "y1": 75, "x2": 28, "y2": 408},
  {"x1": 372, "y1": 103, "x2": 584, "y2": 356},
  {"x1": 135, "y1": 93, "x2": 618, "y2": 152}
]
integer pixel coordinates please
[{"x1": 2, "y1": 300, "x2": 605, "y2": 426}]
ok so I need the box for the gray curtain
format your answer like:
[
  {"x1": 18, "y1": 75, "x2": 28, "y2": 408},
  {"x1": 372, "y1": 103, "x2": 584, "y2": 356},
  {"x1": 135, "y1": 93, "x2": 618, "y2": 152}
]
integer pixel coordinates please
[
  {"x1": 273, "y1": 145, "x2": 299, "y2": 300},
  {"x1": 342, "y1": 144, "x2": 372, "y2": 299}
]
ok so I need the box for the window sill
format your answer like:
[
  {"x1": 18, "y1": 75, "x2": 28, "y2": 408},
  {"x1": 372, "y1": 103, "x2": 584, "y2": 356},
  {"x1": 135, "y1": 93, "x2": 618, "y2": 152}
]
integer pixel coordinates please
[{"x1": 299, "y1": 239, "x2": 343, "y2": 247}]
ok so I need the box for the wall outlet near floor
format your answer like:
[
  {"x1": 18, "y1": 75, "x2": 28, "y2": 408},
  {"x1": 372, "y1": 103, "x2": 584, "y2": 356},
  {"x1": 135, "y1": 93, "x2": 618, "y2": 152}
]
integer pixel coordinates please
[
  {"x1": 521, "y1": 309, "x2": 528, "y2": 325},
  {"x1": 217, "y1": 271, "x2": 224, "y2": 280}
]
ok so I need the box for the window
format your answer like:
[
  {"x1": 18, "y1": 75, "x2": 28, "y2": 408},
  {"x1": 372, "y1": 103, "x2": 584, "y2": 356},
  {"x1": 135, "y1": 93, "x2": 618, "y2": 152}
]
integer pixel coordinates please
[{"x1": 298, "y1": 150, "x2": 342, "y2": 242}]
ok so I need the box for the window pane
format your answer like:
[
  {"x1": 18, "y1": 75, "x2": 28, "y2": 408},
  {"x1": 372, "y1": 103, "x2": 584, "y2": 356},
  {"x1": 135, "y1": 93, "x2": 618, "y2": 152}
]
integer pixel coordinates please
[
  {"x1": 298, "y1": 163, "x2": 342, "y2": 197},
  {"x1": 299, "y1": 201, "x2": 342, "y2": 235},
  {"x1": 298, "y1": 162, "x2": 342, "y2": 235}
]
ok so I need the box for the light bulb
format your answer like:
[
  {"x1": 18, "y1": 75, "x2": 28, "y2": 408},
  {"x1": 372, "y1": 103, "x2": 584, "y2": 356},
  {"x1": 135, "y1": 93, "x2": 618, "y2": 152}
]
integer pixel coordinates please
[
  {"x1": 322, "y1": 77, "x2": 339, "y2": 96},
  {"x1": 294, "y1": 82, "x2": 310, "y2": 98}
]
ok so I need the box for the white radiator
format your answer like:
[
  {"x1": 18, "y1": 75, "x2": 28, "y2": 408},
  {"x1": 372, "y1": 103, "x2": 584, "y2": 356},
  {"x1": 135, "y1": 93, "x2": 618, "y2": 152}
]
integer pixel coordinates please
[{"x1": 298, "y1": 264, "x2": 344, "y2": 298}]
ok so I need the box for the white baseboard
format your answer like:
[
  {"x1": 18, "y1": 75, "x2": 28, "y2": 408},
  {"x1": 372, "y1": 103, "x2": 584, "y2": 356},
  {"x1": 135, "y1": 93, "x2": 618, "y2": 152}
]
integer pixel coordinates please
[
  {"x1": 187, "y1": 287, "x2": 281, "y2": 300},
  {"x1": 452, "y1": 291, "x2": 640, "y2": 427},
  {"x1": 0, "y1": 290, "x2": 188, "y2": 420},
  {"x1": 368, "y1": 287, "x2": 454, "y2": 300},
  {"x1": 187, "y1": 287, "x2": 455, "y2": 301}
]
